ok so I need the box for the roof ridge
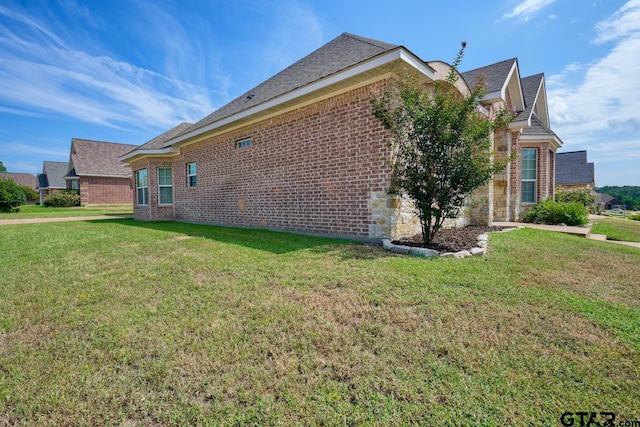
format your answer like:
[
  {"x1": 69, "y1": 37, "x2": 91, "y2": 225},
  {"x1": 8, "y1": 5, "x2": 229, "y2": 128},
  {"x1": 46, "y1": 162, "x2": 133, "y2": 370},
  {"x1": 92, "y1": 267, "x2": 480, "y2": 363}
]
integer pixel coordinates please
[
  {"x1": 462, "y1": 57, "x2": 517, "y2": 74},
  {"x1": 341, "y1": 32, "x2": 398, "y2": 50},
  {"x1": 71, "y1": 138, "x2": 137, "y2": 147}
]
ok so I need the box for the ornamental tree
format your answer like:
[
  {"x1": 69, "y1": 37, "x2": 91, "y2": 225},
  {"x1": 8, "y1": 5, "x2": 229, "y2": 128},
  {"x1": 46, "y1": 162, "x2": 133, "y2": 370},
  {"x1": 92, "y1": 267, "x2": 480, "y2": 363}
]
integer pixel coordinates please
[
  {"x1": 371, "y1": 43, "x2": 514, "y2": 244},
  {"x1": 0, "y1": 177, "x2": 27, "y2": 213}
]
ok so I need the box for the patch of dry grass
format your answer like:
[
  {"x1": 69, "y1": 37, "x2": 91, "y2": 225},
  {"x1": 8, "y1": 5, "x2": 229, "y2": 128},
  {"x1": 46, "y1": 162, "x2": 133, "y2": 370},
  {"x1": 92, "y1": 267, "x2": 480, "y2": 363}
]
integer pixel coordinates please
[{"x1": 0, "y1": 221, "x2": 639, "y2": 425}]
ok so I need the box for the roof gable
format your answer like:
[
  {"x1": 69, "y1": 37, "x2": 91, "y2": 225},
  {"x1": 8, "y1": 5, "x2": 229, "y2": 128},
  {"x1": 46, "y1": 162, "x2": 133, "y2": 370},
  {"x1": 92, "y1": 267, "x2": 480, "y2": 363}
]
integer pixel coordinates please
[
  {"x1": 461, "y1": 58, "x2": 525, "y2": 110},
  {"x1": 40, "y1": 161, "x2": 69, "y2": 189},
  {"x1": 70, "y1": 139, "x2": 137, "y2": 177},
  {"x1": 518, "y1": 73, "x2": 550, "y2": 128},
  {"x1": 176, "y1": 33, "x2": 401, "y2": 138},
  {"x1": 556, "y1": 151, "x2": 595, "y2": 186}
]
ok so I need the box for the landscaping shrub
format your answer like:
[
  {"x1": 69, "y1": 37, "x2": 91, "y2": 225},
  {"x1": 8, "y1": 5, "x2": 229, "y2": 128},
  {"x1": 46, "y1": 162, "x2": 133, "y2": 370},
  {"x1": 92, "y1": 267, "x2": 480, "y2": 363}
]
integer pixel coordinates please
[
  {"x1": 19, "y1": 185, "x2": 39, "y2": 204},
  {"x1": 43, "y1": 191, "x2": 80, "y2": 207},
  {"x1": 0, "y1": 178, "x2": 27, "y2": 212},
  {"x1": 630, "y1": 213, "x2": 640, "y2": 221},
  {"x1": 523, "y1": 199, "x2": 588, "y2": 226}
]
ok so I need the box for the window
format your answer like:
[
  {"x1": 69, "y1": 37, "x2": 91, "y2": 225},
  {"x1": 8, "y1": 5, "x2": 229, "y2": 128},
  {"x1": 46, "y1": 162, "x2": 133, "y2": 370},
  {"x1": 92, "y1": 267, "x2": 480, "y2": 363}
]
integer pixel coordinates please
[
  {"x1": 136, "y1": 169, "x2": 148, "y2": 205},
  {"x1": 158, "y1": 167, "x2": 173, "y2": 205},
  {"x1": 187, "y1": 162, "x2": 197, "y2": 187},
  {"x1": 70, "y1": 180, "x2": 79, "y2": 191},
  {"x1": 236, "y1": 138, "x2": 252, "y2": 149},
  {"x1": 521, "y1": 148, "x2": 537, "y2": 204}
]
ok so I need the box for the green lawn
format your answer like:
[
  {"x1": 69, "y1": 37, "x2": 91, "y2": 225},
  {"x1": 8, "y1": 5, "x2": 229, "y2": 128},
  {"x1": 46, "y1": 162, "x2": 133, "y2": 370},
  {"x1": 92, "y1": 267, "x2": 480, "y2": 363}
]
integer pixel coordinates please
[
  {"x1": 591, "y1": 217, "x2": 640, "y2": 242},
  {"x1": 1, "y1": 220, "x2": 639, "y2": 425},
  {"x1": 0, "y1": 204, "x2": 132, "y2": 219}
]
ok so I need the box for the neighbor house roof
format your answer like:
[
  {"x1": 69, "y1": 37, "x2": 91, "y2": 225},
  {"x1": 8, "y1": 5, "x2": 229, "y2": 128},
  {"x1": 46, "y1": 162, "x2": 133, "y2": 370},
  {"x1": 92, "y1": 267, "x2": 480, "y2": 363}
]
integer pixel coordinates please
[
  {"x1": 596, "y1": 193, "x2": 614, "y2": 205},
  {"x1": 0, "y1": 172, "x2": 37, "y2": 189},
  {"x1": 37, "y1": 161, "x2": 69, "y2": 189},
  {"x1": 556, "y1": 151, "x2": 595, "y2": 186},
  {"x1": 182, "y1": 33, "x2": 400, "y2": 137},
  {"x1": 69, "y1": 139, "x2": 137, "y2": 178}
]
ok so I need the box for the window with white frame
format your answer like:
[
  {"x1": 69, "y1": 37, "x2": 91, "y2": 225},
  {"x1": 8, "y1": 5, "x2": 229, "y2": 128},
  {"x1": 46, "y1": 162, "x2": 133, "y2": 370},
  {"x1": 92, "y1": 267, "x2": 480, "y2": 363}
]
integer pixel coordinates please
[
  {"x1": 136, "y1": 169, "x2": 148, "y2": 206},
  {"x1": 521, "y1": 148, "x2": 537, "y2": 204},
  {"x1": 158, "y1": 167, "x2": 173, "y2": 205},
  {"x1": 187, "y1": 162, "x2": 197, "y2": 187}
]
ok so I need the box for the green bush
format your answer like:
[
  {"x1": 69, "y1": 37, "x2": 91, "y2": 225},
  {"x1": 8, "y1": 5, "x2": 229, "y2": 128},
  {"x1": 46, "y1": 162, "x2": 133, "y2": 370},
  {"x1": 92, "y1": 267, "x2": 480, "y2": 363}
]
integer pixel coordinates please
[
  {"x1": 630, "y1": 213, "x2": 640, "y2": 221},
  {"x1": 0, "y1": 178, "x2": 27, "y2": 212},
  {"x1": 555, "y1": 189, "x2": 595, "y2": 206},
  {"x1": 19, "y1": 185, "x2": 39, "y2": 204},
  {"x1": 43, "y1": 190, "x2": 80, "y2": 207},
  {"x1": 523, "y1": 199, "x2": 588, "y2": 226}
]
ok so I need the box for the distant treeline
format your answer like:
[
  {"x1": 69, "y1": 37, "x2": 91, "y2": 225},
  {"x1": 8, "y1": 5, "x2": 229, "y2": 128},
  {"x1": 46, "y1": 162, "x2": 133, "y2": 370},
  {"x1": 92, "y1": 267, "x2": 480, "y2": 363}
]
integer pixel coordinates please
[{"x1": 597, "y1": 186, "x2": 640, "y2": 210}]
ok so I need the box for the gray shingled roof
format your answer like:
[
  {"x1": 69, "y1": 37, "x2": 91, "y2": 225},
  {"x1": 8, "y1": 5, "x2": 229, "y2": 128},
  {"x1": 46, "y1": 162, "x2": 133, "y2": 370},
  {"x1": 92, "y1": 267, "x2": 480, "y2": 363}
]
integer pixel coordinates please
[
  {"x1": 71, "y1": 139, "x2": 137, "y2": 177},
  {"x1": 521, "y1": 114, "x2": 557, "y2": 137},
  {"x1": 0, "y1": 172, "x2": 37, "y2": 189},
  {"x1": 556, "y1": 151, "x2": 595, "y2": 186},
  {"x1": 39, "y1": 161, "x2": 69, "y2": 189},
  {"x1": 181, "y1": 33, "x2": 399, "y2": 136},
  {"x1": 517, "y1": 73, "x2": 543, "y2": 121},
  {"x1": 461, "y1": 58, "x2": 517, "y2": 93},
  {"x1": 136, "y1": 123, "x2": 192, "y2": 151}
]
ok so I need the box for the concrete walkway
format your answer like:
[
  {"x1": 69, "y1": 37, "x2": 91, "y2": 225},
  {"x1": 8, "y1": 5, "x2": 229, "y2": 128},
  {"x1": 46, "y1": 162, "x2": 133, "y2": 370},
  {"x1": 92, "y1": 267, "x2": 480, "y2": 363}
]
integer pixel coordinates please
[
  {"x1": 494, "y1": 221, "x2": 640, "y2": 249},
  {"x1": 0, "y1": 215, "x2": 132, "y2": 226}
]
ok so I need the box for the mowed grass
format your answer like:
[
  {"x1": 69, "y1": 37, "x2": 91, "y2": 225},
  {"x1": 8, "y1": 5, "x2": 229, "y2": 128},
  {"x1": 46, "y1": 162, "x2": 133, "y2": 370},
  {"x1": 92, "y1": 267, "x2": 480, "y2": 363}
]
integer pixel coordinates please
[
  {"x1": 0, "y1": 204, "x2": 133, "y2": 219},
  {"x1": 0, "y1": 220, "x2": 639, "y2": 425},
  {"x1": 591, "y1": 217, "x2": 640, "y2": 242}
]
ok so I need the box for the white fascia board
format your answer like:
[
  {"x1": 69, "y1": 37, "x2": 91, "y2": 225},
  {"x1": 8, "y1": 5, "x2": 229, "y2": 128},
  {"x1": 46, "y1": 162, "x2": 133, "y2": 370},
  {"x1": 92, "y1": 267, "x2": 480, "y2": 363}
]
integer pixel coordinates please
[
  {"x1": 119, "y1": 147, "x2": 180, "y2": 162},
  {"x1": 509, "y1": 117, "x2": 530, "y2": 130},
  {"x1": 78, "y1": 173, "x2": 131, "y2": 178},
  {"x1": 503, "y1": 62, "x2": 525, "y2": 110},
  {"x1": 479, "y1": 90, "x2": 502, "y2": 103},
  {"x1": 519, "y1": 134, "x2": 562, "y2": 148},
  {"x1": 164, "y1": 48, "x2": 435, "y2": 148}
]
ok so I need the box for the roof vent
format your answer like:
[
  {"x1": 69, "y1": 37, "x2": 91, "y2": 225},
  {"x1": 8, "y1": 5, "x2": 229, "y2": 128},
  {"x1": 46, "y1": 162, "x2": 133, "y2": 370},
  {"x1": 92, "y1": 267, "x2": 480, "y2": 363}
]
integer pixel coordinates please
[{"x1": 246, "y1": 94, "x2": 255, "y2": 100}]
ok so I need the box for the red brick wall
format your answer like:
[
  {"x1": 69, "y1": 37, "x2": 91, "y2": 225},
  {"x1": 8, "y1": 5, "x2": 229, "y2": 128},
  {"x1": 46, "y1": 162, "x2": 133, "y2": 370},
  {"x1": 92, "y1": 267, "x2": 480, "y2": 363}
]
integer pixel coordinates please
[
  {"x1": 133, "y1": 81, "x2": 393, "y2": 237},
  {"x1": 131, "y1": 161, "x2": 175, "y2": 221},
  {"x1": 80, "y1": 176, "x2": 133, "y2": 205}
]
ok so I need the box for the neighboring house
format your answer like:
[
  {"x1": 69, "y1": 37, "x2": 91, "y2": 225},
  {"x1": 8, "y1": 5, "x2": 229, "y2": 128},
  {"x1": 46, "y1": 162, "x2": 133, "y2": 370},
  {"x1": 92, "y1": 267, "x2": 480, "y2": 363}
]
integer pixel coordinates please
[
  {"x1": 0, "y1": 172, "x2": 37, "y2": 189},
  {"x1": 65, "y1": 139, "x2": 137, "y2": 205},
  {"x1": 122, "y1": 33, "x2": 563, "y2": 240},
  {"x1": 595, "y1": 193, "x2": 614, "y2": 210},
  {"x1": 36, "y1": 161, "x2": 68, "y2": 205},
  {"x1": 555, "y1": 150, "x2": 595, "y2": 191}
]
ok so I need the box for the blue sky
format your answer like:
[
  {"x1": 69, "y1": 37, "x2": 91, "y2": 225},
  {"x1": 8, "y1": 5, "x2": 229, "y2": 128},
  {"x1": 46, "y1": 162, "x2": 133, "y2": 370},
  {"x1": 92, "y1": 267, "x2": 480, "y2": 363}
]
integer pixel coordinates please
[{"x1": 0, "y1": 0, "x2": 638, "y2": 186}]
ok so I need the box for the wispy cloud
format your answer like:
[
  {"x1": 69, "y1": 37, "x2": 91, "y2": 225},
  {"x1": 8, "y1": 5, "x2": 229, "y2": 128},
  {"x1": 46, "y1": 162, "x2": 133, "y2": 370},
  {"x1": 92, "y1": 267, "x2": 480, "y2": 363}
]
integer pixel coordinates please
[
  {"x1": 503, "y1": 0, "x2": 557, "y2": 20},
  {"x1": 0, "y1": 4, "x2": 218, "y2": 130},
  {"x1": 547, "y1": 1, "x2": 640, "y2": 167},
  {"x1": 3, "y1": 142, "x2": 69, "y2": 158},
  {"x1": 593, "y1": 0, "x2": 640, "y2": 43}
]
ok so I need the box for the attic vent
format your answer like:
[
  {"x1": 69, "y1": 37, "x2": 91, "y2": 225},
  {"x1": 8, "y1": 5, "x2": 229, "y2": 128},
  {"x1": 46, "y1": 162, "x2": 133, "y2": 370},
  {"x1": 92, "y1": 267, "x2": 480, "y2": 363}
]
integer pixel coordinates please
[{"x1": 236, "y1": 138, "x2": 252, "y2": 149}]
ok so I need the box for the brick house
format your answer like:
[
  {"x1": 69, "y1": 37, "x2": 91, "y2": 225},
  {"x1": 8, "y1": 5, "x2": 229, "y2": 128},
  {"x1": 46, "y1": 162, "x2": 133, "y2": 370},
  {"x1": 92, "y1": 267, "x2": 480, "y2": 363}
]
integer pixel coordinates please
[
  {"x1": 65, "y1": 139, "x2": 137, "y2": 205},
  {"x1": 36, "y1": 161, "x2": 68, "y2": 205},
  {"x1": 122, "y1": 33, "x2": 563, "y2": 240},
  {"x1": 555, "y1": 150, "x2": 595, "y2": 191}
]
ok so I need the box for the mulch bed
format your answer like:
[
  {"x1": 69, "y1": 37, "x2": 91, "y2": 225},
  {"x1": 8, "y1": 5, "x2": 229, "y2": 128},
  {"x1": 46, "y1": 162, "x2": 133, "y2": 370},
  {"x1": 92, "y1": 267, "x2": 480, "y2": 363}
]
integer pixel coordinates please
[{"x1": 392, "y1": 226, "x2": 507, "y2": 253}]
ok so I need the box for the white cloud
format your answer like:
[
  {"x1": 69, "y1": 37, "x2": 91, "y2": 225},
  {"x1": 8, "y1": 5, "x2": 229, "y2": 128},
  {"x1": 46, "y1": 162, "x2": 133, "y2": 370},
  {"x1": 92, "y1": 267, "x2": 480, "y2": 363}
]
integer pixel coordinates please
[
  {"x1": 547, "y1": 0, "x2": 640, "y2": 185},
  {"x1": 503, "y1": 0, "x2": 557, "y2": 20},
  {"x1": 594, "y1": 0, "x2": 640, "y2": 43},
  {"x1": 0, "y1": 5, "x2": 218, "y2": 130},
  {"x1": 2, "y1": 142, "x2": 68, "y2": 158}
]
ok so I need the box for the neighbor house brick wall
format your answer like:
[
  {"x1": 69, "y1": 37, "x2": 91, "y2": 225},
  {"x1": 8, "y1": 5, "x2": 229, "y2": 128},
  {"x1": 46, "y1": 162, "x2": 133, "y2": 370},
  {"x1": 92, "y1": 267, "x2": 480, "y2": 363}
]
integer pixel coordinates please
[
  {"x1": 78, "y1": 176, "x2": 132, "y2": 205},
  {"x1": 133, "y1": 81, "x2": 394, "y2": 238}
]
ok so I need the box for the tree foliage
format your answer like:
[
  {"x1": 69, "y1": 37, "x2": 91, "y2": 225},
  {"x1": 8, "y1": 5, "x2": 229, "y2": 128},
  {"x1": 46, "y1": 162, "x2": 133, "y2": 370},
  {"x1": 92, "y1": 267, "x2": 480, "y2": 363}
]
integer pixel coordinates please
[
  {"x1": 0, "y1": 178, "x2": 27, "y2": 212},
  {"x1": 371, "y1": 43, "x2": 514, "y2": 244},
  {"x1": 597, "y1": 186, "x2": 640, "y2": 210},
  {"x1": 0, "y1": 161, "x2": 6, "y2": 172},
  {"x1": 555, "y1": 189, "x2": 595, "y2": 207}
]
